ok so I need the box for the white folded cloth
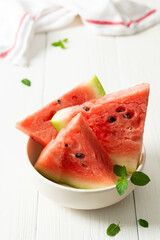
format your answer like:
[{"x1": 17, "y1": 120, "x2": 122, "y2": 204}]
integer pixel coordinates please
[{"x1": 0, "y1": 0, "x2": 160, "y2": 66}]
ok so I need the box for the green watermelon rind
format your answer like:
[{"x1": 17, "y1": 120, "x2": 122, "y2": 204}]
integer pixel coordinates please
[
  {"x1": 87, "y1": 75, "x2": 106, "y2": 98},
  {"x1": 51, "y1": 108, "x2": 69, "y2": 131},
  {"x1": 35, "y1": 166, "x2": 111, "y2": 189}
]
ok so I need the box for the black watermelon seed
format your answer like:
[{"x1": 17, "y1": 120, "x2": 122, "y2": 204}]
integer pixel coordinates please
[
  {"x1": 81, "y1": 162, "x2": 87, "y2": 167},
  {"x1": 108, "y1": 117, "x2": 116, "y2": 123},
  {"x1": 65, "y1": 144, "x2": 68, "y2": 147},
  {"x1": 57, "y1": 99, "x2": 61, "y2": 104},
  {"x1": 75, "y1": 153, "x2": 85, "y2": 158},
  {"x1": 83, "y1": 106, "x2": 89, "y2": 111},
  {"x1": 116, "y1": 106, "x2": 126, "y2": 113},
  {"x1": 124, "y1": 113, "x2": 130, "y2": 119}
]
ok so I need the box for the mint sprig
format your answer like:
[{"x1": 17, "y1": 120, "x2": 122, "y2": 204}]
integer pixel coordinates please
[
  {"x1": 114, "y1": 165, "x2": 150, "y2": 196},
  {"x1": 138, "y1": 219, "x2": 149, "y2": 228},
  {"x1": 107, "y1": 222, "x2": 120, "y2": 236},
  {"x1": 51, "y1": 39, "x2": 68, "y2": 49}
]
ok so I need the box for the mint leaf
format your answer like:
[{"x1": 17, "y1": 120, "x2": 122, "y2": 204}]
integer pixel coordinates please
[
  {"x1": 114, "y1": 165, "x2": 127, "y2": 177},
  {"x1": 113, "y1": 165, "x2": 123, "y2": 176},
  {"x1": 51, "y1": 39, "x2": 68, "y2": 49},
  {"x1": 59, "y1": 41, "x2": 66, "y2": 49},
  {"x1": 138, "y1": 219, "x2": 149, "y2": 228},
  {"x1": 52, "y1": 42, "x2": 60, "y2": 47},
  {"x1": 21, "y1": 79, "x2": 31, "y2": 87},
  {"x1": 116, "y1": 177, "x2": 128, "y2": 196},
  {"x1": 131, "y1": 171, "x2": 150, "y2": 186},
  {"x1": 121, "y1": 166, "x2": 128, "y2": 177},
  {"x1": 107, "y1": 222, "x2": 120, "y2": 236},
  {"x1": 63, "y1": 38, "x2": 68, "y2": 43}
]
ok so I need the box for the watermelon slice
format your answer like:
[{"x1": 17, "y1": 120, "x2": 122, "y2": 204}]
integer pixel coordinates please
[
  {"x1": 16, "y1": 75, "x2": 105, "y2": 146},
  {"x1": 35, "y1": 113, "x2": 117, "y2": 189},
  {"x1": 51, "y1": 84, "x2": 150, "y2": 173}
]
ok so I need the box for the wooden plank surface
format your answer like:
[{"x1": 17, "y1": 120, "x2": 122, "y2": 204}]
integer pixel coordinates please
[
  {"x1": 0, "y1": 0, "x2": 160, "y2": 239},
  {"x1": 0, "y1": 34, "x2": 46, "y2": 240}
]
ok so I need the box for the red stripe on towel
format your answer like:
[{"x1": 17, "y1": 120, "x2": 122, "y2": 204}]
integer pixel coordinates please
[
  {"x1": 0, "y1": 13, "x2": 28, "y2": 58},
  {"x1": 85, "y1": 10, "x2": 156, "y2": 27}
]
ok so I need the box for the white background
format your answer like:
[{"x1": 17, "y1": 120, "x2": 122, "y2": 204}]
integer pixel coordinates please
[{"x1": 0, "y1": 0, "x2": 160, "y2": 239}]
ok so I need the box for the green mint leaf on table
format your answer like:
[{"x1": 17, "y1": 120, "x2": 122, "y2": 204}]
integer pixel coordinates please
[
  {"x1": 114, "y1": 165, "x2": 128, "y2": 177},
  {"x1": 51, "y1": 39, "x2": 68, "y2": 49},
  {"x1": 52, "y1": 41, "x2": 65, "y2": 49},
  {"x1": 116, "y1": 177, "x2": 128, "y2": 196},
  {"x1": 21, "y1": 79, "x2": 31, "y2": 87},
  {"x1": 130, "y1": 171, "x2": 150, "y2": 186},
  {"x1": 138, "y1": 219, "x2": 149, "y2": 228},
  {"x1": 107, "y1": 222, "x2": 120, "y2": 236}
]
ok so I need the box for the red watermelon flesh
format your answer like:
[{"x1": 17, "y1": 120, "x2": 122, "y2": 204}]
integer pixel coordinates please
[
  {"x1": 52, "y1": 83, "x2": 150, "y2": 173},
  {"x1": 35, "y1": 113, "x2": 117, "y2": 189},
  {"x1": 16, "y1": 75, "x2": 105, "y2": 146}
]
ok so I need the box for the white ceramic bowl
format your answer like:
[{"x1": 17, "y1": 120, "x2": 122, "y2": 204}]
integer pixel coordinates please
[{"x1": 25, "y1": 138, "x2": 146, "y2": 210}]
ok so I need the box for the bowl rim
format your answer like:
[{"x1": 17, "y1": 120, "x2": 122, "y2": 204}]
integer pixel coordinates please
[{"x1": 27, "y1": 138, "x2": 146, "y2": 193}]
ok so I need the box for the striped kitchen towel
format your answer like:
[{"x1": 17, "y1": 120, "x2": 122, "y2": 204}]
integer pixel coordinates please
[{"x1": 0, "y1": 0, "x2": 160, "y2": 66}]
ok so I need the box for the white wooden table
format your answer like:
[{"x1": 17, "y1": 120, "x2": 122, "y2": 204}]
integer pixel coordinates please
[{"x1": 1, "y1": 1, "x2": 160, "y2": 239}]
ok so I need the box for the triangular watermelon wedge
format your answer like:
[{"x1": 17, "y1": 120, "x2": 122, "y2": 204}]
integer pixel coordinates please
[
  {"x1": 16, "y1": 75, "x2": 105, "y2": 146},
  {"x1": 35, "y1": 113, "x2": 117, "y2": 189},
  {"x1": 52, "y1": 83, "x2": 150, "y2": 173}
]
